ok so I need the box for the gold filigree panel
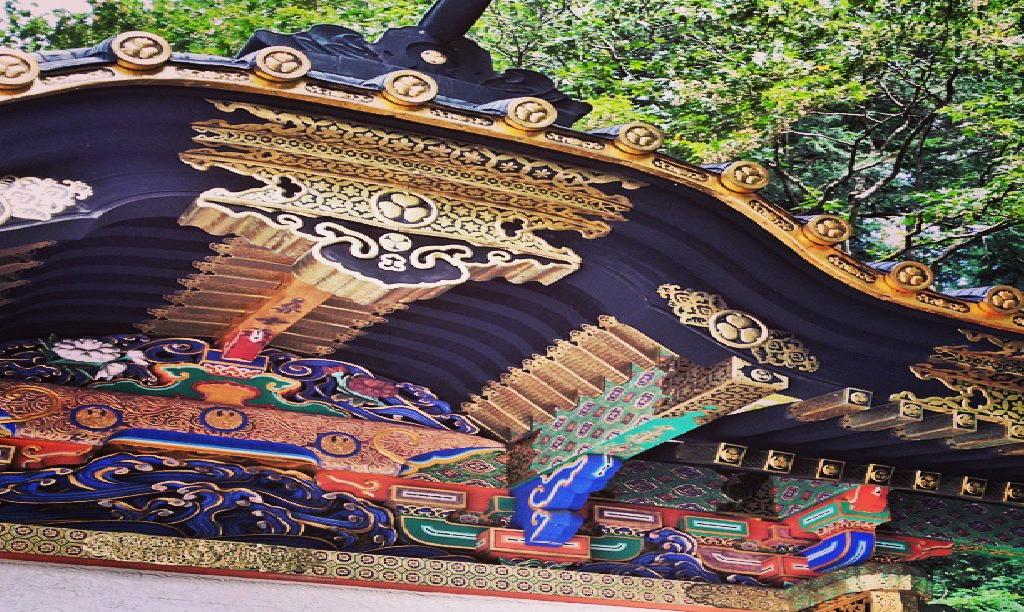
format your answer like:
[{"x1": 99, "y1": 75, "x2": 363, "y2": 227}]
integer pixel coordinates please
[
  {"x1": 893, "y1": 330, "x2": 1024, "y2": 423},
  {"x1": 658, "y1": 285, "x2": 820, "y2": 372},
  {"x1": 180, "y1": 100, "x2": 640, "y2": 290}
]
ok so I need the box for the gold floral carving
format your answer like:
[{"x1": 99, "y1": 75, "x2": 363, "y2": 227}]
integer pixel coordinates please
[
  {"x1": 658, "y1": 285, "x2": 820, "y2": 372},
  {"x1": 0, "y1": 175, "x2": 92, "y2": 226},
  {"x1": 893, "y1": 330, "x2": 1024, "y2": 423}
]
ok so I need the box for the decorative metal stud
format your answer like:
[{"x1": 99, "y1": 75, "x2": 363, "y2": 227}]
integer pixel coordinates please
[
  {"x1": 419, "y1": 49, "x2": 448, "y2": 65},
  {"x1": 0, "y1": 48, "x2": 40, "y2": 91},
  {"x1": 883, "y1": 261, "x2": 934, "y2": 293},
  {"x1": 612, "y1": 122, "x2": 664, "y2": 155},
  {"x1": 719, "y1": 161, "x2": 770, "y2": 193},
  {"x1": 382, "y1": 70, "x2": 438, "y2": 106},
  {"x1": 816, "y1": 459, "x2": 845, "y2": 481},
  {"x1": 960, "y1": 476, "x2": 987, "y2": 498},
  {"x1": 111, "y1": 31, "x2": 171, "y2": 70},
  {"x1": 763, "y1": 450, "x2": 794, "y2": 473},
  {"x1": 253, "y1": 46, "x2": 311, "y2": 82},
  {"x1": 913, "y1": 470, "x2": 940, "y2": 492},
  {"x1": 801, "y1": 214, "x2": 852, "y2": 246},
  {"x1": 865, "y1": 464, "x2": 893, "y2": 485},
  {"x1": 980, "y1": 285, "x2": 1024, "y2": 315},
  {"x1": 504, "y1": 97, "x2": 558, "y2": 131},
  {"x1": 714, "y1": 442, "x2": 746, "y2": 466}
]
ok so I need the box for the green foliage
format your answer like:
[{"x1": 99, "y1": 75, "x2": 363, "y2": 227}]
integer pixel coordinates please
[
  {"x1": 2, "y1": 0, "x2": 1022, "y2": 287},
  {"x1": 925, "y1": 555, "x2": 1024, "y2": 611}
]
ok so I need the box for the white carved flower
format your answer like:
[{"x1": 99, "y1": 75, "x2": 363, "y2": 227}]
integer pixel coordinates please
[
  {"x1": 94, "y1": 362, "x2": 128, "y2": 380},
  {"x1": 52, "y1": 338, "x2": 121, "y2": 363}
]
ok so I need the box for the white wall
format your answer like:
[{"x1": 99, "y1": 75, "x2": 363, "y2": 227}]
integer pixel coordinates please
[{"x1": 0, "y1": 559, "x2": 627, "y2": 612}]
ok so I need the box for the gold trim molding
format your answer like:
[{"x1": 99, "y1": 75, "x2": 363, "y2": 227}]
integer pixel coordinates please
[
  {"x1": 0, "y1": 56, "x2": 1021, "y2": 333},
  {"x1": 0, "y1": 522, "x2": 927, "y2": 611}
]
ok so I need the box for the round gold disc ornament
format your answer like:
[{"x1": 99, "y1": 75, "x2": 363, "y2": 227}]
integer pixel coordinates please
[
  {"x1": 0, "y1": 48, "x2": 40, "y2": 91},
  {"x1": 612, "y1": 122, "x2": 664, "y2": 155},
  {"x1": 720, "y1": 160, "x2": 770, "y2": 193},
  {"x1": 980, "y1": 285, "x2": 1024, "y2": 315},
  {"x1": 707, "y1": 310, "x2": 769, "y2": 349},
  {"x1": 111, "y1": 31, "x2": 172, "y2": 70},
  {"x1": 254, "y1": 46, "x2": 312, "y2": 82},
  {"x1": 883, "y1": 261, "x2": 934, "y2": 293},
  {"x1": 504, "y1": 97, "x2": 558, "y2": 131},
  {"x1": 382, "y1": 70, "x2": 438, "y2": 106},
  {"x1": 802, "y1": 214, "x2": 852, "y2": 245}
]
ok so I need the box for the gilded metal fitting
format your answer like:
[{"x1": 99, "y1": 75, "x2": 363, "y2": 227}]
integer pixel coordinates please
[
  {"x1": 763, "y1": 450, "x2": 794, "y2": 473},
  {"x1": 503, "y1": 97, "x2": 558, "y2": 131},
  {"x1": 864, "y1": 463, "x2": 893, "y2": 485},
  {"x1": 960, "y1": 476, "x2": 987, "y2": 498},
  {"x1": 883, "y1": 261, "x2": 934, "y2": 293},
  {"x1": 713, "y1": 442, "x2": 746, "y2": 466},
  {"x1": 913, "y1": 470, "x2": 940, "y2": 492},
  {"x1": 0, "y1": 48, "x2": 40, "y2": 91},
  {"x1": 253, "y1": 46, "x2": 311, "y2": 82},
  {"x1": 719, "y1": 161, "x2": 770, "y2": 193},
  {"x1": 1004, "y1": 482, "x2": 1024, "y2": 503},
  {"x1": 382, "y1": 70, "x2": 438, "y2": 106},
  {"x1": 111, "y1": 31, "x2": 172, "y2": 70},
  {"x1": 612, "y1": 122, "x2": 664, "y2": 155},
  {"x1": 816, "y1": 459, "x2": 845, "y2": 481},
  {"x1": 801, "y1": 214, "x2": 852, "y2": 246},
  {"x1": 980, "y1": 285, "x2": 1024, "y2": 315}
]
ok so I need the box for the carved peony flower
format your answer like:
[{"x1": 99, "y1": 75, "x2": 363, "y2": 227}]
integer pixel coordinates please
[
  {"x1": 52, "y1": 338, "x2": 121, "y2": 363},
  {"x1": 347, "y1": 375, "x2": 399, "y2": 398}
]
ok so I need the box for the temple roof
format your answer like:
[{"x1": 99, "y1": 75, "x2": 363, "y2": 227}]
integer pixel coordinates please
[{"x1": 1, "y1": 2, "x2": 1022, "y2": 487}]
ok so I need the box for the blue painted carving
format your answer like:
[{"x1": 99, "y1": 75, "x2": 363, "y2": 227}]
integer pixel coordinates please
[
  {"x1": 799, "y1": 530, "x2": 876, "y2": 572},
  {"x1": 577, "y1": 528, "x2": 764, "y2": 585},
  {"x1": 510, "y1": 453, "x2": 622, "y2": 546},
  {"x1": 0, "y1": 452, "x2": 396, "y2": 550}
]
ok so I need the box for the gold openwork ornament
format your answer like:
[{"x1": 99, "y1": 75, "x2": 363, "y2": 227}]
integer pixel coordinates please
[
  {"x1": 658, "y1": 284, "x2": 819, "y2": 372},
  {"x1": 913, "y1": 470, "x2": 940, "y2": 491},
  {"x1": 613, "y1": 122, "x2": 664, "y2": 155},
  {"x1": 865, "y1": 464, "x2": 893, "y2": 485},
  {"x1": 382, "y1": 70, "x2": 438, "y2": 106},
  {"x1": 0, "y1": 48, "x2": 40, "y2": 90},
  {"x1": 816, "y1": 459, "x2": 845, "y2": 480},
  {"x1": 253, "y1": 46, "x2": 311, "y2": 82},
  {"x1": 883, "y1": 261, "x2": 933, "y2": 293},
  {"x1": 802, "y1": 214, "x2": 852, "y2": 245},
  {"x1": 980, "y1": 285, "x2": 1024, "y2": 315},
  {"x1": 111, "y1": 31, "x2": 171, "y2": 70},
  {"x1": 0, "y1": 175, "x2": 93, "y2": 226},
  {"x1": 894, "y1": 330, "x2": 1024, "y2": 423},
  {"x1": 504, "y1": 97, "x2": 557, "y2": 131},
  {"x1": 719, "y1": 160, "x2": 770, "y2": 192}
]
